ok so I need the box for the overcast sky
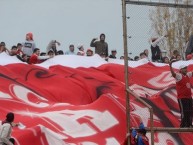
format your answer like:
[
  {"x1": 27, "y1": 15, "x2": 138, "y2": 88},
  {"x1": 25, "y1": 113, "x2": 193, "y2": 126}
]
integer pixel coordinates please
[{"x1": 0, "y1": 0, "x2": 152, "y2": 58}]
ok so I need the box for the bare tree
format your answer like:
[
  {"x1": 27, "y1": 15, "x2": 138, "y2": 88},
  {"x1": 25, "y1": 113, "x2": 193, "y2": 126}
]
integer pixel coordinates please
[{"x1": 149, "y1": 0, "x2": 193, "y2": 58}]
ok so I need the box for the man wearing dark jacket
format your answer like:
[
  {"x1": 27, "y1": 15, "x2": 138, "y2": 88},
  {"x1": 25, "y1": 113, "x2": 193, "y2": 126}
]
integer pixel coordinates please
[
  {"x1": 90, "y1": 33, "x2": 108, "y2": 57},
  {"x1": 150, "y1": 35, "x2": 167, "y2": 62},
  {"x1": 109, "y1": 50, "x2": 117, "y2": 59}
]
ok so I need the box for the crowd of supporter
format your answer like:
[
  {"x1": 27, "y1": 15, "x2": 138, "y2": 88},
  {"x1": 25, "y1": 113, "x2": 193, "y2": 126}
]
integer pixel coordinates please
[
  {"x1": 129, "y1": 34, "x2": 193, "y2": 63},
  {"x1": 0, "y1": 32, "x2": 192, "y2": 64},
  {"x1": 0, "y1": 32, "x2": 116, "y2": 64}
]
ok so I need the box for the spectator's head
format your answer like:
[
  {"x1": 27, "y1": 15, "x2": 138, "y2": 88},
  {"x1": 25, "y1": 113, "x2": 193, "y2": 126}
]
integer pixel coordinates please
[
  {"x1": 100, "y1": 33, "x2": 105, "y2": 41},
  {"x1": 26, "y1": 32, "x2": 33, "y2": 41},
  {"x1": 77, "y1": 45, "x2": 84, "y2": 51},
  {"x1": 17, "y1": 43, "x2": 23, "y2": 50},
  {"x1": 0, "y1": 44, "x2": 6, "y2": 52},
  {"x1": 0, "y1": 42, "x2": 6, "y2": 52},
  {"x1": 33, "y1": 48, "x2": 40, "y2": 55},
  {"x1": 69, "y1": 44, "x2": 74, "y2": 52},
  {"x1": 0, "y1": 42, "x2": 5, "y2": 46},
  {"x1": 86, "y1": 49, "x2": 93, "y2": 56},
  {"x1": 48, "y1": 50, "x2": 54, "y2": 58},
  {"x1": 186, "y1": 54, "x2": 193, "y2": 60},
  {"x1": 140, "y1": 52, "x2": 146, "y2": 59},
  {"x1": 57, "y1": 50, "x2": 64, "y2": 55},
  {"x1": 11, "y1": 45, "x2": 17, "y2": 55},
  {"x1": 144, "y1": 49, "x2": 149, "y2": 56},
  {"x1": 162, "y1": 56, "x2": 170, "y2": 64},
  {"x1": 176, "y1": 54, "x2": 182, "y2": 61},
  {"x1": 111, "y1": 50, "x2": 117, "y2": 56},
  {"x1": 50, "y1": 40, "x2": 57, "y2": 49},
  {"x1": 134, "y1": 56, "x2": 139, "y2": 61},
  {"x1": 6, "y1": 112, "x2": 14, "y2": 123},
  {"x1": 179, "y1": 65, "x2": 187, "y2": 75},
  {"x1": 173, "y1": 50, "x2": 179, "y2": 56},
  {"x1": 120, "y1": 56, "x2": 124, "y2": 59}
]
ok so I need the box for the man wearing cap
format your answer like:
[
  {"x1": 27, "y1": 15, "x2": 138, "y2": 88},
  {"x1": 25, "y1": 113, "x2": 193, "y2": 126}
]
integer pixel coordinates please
[
  {"x1": 86, "y1": 49, "x2": 93, "y2": 56},
  {"x1": 109, "y1": 50, "x2": 117, "y2": 59},
  {"x1": 169, "y1": 61, "x2": 193, "y2": 127}
]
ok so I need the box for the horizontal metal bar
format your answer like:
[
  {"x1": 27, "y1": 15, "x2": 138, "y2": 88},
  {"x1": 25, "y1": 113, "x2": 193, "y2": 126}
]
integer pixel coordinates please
[
  {"x1": 125, "y1": 0, "x2": 193, "y2": 8},
  {"x1": 131, "y1": 127, "x2": 193, "y2": 133}
]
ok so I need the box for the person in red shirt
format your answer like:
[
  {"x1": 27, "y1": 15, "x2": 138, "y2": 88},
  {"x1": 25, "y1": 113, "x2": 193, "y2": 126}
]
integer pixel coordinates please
[
  {"x1": 29, "y1": 48, "x2": 51, "y2": 64},
  {"x1": 16, "y1": 43, "x2": 24, "y2": 56},
  {"x1": 169, "y1": 61, "x2": 193, "y2": 127}
]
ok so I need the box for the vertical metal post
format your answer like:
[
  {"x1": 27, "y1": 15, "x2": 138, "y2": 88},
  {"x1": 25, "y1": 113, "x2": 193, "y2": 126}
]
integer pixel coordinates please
[
  {"x1": 121, "y1": 0, "x2": 130, "y2": 144},
  {"x1": 149, "y1": 108, "x2": 154, "y2": 145}
]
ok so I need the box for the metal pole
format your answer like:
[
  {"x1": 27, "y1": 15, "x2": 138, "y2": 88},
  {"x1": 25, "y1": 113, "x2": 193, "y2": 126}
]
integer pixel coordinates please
[
  {"x1": 125, "y1": 0, "x2": 193, "y2": 8},
  {"x1": 132, "y1": 127, "x2": 193, "y2": 132},
  {"x1": 121, "y1": 0, "x2": 130, "y2": 144},
  {"x1": 149, "y1": 107, "x2": 154, "y2": 145}
]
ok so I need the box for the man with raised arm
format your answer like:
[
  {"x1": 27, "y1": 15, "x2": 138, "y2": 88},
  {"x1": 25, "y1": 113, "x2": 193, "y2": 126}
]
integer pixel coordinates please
[
  {"x1": 90, "y1": 33, "x2": 108, "y2": 58},
  {"x1": 169, "y1": 61, "x2": 193, "y2": 127},
  {"x1": 150, "y1": 35, "x2": 167, "y2": 62}
]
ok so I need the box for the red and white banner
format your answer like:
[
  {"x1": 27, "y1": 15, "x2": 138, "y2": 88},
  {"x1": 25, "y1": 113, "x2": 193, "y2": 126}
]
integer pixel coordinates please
[{"x1": 0, "y1": 53, "x2": 193, "y2": 145}]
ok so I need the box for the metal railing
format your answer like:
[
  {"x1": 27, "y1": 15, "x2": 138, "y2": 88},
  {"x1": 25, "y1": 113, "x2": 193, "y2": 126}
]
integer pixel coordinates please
[
  {"x1": 127, "y1": 89, "x2": 154, "y2": 145},
  {"x1": 127, "y1": 88, "x2": 193, "y2": 145}
]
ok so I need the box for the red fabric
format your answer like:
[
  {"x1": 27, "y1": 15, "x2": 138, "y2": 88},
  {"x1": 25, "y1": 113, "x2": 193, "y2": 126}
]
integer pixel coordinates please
[
  {"x1": 0, "y1": 63, "x2": 192, "y2": 145},
  {"x1": 29, "y1": 54, "x2": 40, "y2": 64},
  {"x1": 176, "y1": 74, "x2": 192, "y2": 99}
]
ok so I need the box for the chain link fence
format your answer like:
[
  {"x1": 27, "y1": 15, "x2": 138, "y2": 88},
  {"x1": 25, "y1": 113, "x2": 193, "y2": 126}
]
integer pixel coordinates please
[
  {"x1": 123, "y1": 1, "x2": 193, "y2": 145},
  {"x1": 126, "y1": 0, "x2": 193, "y2": 62}
]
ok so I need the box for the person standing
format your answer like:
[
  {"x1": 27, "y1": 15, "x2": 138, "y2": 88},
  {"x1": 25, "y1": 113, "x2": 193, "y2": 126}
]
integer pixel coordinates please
[
  {"x1": 0, "y1": 112, "x2": 18, "y2": 145},
  {"x1": 22, "y1": 32, "x2": 36, "y2": 56},
  {"x1": 65, "y1": 44, "x2": 76, "y2": 55},
  {"x1": 46, "y1": 40, "x2": 60, "y2": 55},
  {"x1": 150, "y1": 35, "x2": 167, "y2": 62},
  {"x1": 169, "y1": 61, "x2": 193, "y2": 127},
  {"x1": 90, "y1": 33, "x2": 108, "y2": 58}
]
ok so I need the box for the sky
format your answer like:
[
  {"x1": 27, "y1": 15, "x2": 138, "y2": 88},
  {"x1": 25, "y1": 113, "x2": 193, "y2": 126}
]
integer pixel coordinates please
[{"x1": 0, "y1": 0, "x2": 152, "y2": 58}]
